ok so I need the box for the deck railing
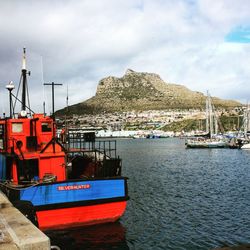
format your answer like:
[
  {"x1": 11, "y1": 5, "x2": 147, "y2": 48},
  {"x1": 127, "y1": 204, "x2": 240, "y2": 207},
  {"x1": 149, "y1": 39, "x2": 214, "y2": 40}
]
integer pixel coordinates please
[
  {"x1": 65, "y1": 132, "x2": 117, "y2": 159},
  {"x1": 62, "y1": 132, "x2": 121, "y2": 177}
]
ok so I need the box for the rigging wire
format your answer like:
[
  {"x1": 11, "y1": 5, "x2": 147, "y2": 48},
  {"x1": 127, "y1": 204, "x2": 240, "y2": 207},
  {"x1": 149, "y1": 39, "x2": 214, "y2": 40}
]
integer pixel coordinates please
[
  {"x1": 0, "y1": 87, "x2": 5, "y2": 115},
  {"x1": 13, "y1": 74, "x2": 22, "y2": 111},
  {"x1": 26, "y1": 79, "x2": 31, "y2": 115}
]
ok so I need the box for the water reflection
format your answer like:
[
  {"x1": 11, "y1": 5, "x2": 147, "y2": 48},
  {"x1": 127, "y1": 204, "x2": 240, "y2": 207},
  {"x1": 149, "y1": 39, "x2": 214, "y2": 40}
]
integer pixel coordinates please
[
  {"x1": 45, "y1": 222, "x2": 129, "y2": 250},
  {"x1": 44, "y1": 139, "x2": 250, "y2": 250}
]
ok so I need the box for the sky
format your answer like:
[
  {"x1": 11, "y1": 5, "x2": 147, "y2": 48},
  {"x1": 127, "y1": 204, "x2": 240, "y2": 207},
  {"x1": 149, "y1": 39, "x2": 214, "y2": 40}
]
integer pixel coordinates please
[{"x1": 0, "y1": 0, "x2": 250, "y2": 114}]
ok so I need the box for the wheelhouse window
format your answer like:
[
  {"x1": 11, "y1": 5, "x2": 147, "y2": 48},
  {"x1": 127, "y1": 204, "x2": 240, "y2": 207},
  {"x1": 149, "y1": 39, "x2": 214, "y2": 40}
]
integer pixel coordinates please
[
  {"x1": 42, "y1": 122, "x2": 52, "y2": 132},
  {"x1": 12, "y1": 123, "x2": 23, "y2": 133}
]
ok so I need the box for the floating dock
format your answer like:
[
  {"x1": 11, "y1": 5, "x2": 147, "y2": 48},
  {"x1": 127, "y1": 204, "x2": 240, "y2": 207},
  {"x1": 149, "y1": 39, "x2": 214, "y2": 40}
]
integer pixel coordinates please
[{"x1": 0, "y1": 191, "x2": 50, "y2": 250}]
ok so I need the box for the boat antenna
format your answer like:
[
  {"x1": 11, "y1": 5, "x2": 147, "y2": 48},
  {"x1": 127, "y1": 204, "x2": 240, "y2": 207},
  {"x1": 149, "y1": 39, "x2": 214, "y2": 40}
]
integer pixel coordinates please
[
  {"x1": 66, "y1": 84, "x2": 69, "y2": 112},
  {"x1": 43, "y1": 96, "x2": 46, "y2": 116},
  {"x1": 64, "y1": 84, "x2": 69, "y2": 148},
  {"x1": 6, "y1": 81, "x2": 15, "y2": 118},
  {"x1": 43, "y1": 81, "x2": 63, "y2": 120},
  {"x1": 41, "y1": 56, "x2": 46, "y2": 116}
]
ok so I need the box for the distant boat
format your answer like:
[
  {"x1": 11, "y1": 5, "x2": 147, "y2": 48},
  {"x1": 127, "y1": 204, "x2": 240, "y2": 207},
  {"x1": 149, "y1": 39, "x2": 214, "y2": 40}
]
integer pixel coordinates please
[
  {"x1": 186, "y1": 91, "x2": 228, "y2": 149},
  {"x1": 146, "y1": 134, "x2": 160, "y2": 139},
  {"x1": 186, "y1": 138, "x2": 228, "y2": 148},
  {"x1": 229, "y1": 104, "x2": 250, "y2": 149},
  {"x1": 241, "y1": 143, "x2": 250, "y2": 149},
  {"x1": 239, "y1": 105, "x2": 250, "y2": 149},
  {"x1": 228, "y1": 137, "x2": 244, "y2": 149},
  {"x1": 132, "y1": 130, "x2": 171, "y2": 139},
  {"x1": 145, "y1": 130, "x2": 170, "y2": 139},
  {"x1": 133, "y1": 134, "x2": 147, "y2": 139}
]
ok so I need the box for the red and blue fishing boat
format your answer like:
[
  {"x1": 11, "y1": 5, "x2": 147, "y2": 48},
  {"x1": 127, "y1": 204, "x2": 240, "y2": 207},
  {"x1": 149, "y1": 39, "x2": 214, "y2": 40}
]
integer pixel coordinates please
[{"x1": 0, "y1": 49, "x2": 128, "y2": 230}]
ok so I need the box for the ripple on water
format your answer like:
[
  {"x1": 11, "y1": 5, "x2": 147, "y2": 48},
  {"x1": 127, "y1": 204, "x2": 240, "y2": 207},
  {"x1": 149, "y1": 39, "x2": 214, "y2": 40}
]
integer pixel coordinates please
[
  {"x1": 47, "y1": 138, "x2": 250, "y2": 250},
  {"x1": 119, "y1": 138, "x2": 250, "y2": 250}
]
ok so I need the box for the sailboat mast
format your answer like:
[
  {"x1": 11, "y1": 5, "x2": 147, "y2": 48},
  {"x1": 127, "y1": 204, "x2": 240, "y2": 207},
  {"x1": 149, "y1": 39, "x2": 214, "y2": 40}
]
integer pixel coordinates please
[
  {"x1": 206, "y1": 93, "x2": 209, "y2": 133},
  {"x1": 214, "y1": 110, "x2": 218, "y2": 135},
  {"x1": 208, "y1": 92, "x2": 213, "y2": 138},
  {"x1": 244, "y1": 103, "x2": 250, "y2": 139},
  {"x1": 247, "y1": 104, "x2": 250, "y2": 134},
  {"x1": 66, "y1": 84, "x2": 69, "y2": 113}
]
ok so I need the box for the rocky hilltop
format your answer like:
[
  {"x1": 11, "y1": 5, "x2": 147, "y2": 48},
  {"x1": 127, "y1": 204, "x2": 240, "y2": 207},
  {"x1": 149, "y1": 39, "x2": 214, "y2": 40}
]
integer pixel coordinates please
[{"x1": 57, "y1": 69, "x2": 241, "y2": 115}]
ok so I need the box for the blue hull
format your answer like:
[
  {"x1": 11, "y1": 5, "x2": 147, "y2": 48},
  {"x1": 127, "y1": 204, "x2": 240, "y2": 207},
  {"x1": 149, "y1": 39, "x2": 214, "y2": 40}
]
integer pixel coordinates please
[{"x1": 20, "y1": 178, "x2": 127, "y2": 207}]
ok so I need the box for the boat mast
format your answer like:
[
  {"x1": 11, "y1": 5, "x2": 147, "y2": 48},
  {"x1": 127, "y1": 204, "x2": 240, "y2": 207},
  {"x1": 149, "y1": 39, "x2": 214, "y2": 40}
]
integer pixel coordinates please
[
  {"x1": 66, "y1": 84, "x2": 69, "y2": 113},
  {"x1": 213, "y1": 102, "x2": 218, "y2": 135},
  {"x1": 214, "y1": 115, "x2": 218, "y2": 135},
  {"x1": 43, "y1": 82, "x2": 62, "y2": 120},
  {"x1": 243, "y1": 103, "x2": 250, "y2": 139},
  {"x1": 65, "y1": 84, "x2": 69, "y2": 149},
  {"x1": 21, "y1": 48, "x2": 27, "y2": 112},
  {"x1": 206, "y1": 92, "x2": 209, "y2": 133},
  {"x1": 206, "y1": 91, "x2": 214, "y2": 138},
  {"x1": 247, "y1": 104, "x2": 250, "y2": 136}
]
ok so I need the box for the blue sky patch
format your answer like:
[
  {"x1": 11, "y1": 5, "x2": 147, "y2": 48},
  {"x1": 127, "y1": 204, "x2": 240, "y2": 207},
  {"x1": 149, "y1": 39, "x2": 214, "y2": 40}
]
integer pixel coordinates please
[{"x1": 225, "y1": 26, "x2": 250, "y2": 43}]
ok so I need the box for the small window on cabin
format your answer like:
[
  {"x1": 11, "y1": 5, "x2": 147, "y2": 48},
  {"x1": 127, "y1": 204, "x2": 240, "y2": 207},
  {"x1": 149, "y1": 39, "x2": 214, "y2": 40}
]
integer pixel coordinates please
[
  {"x1": 42, "y1": 122, "x2": 52, "y2": 132},
  {"x1": 17, "y1": 159, "x2": 39, "y2": 183},
  {"x1": 12, "y1": 123, "x2": 23, "y2": 133},
  {"x1": 0, "y1": 124, "x2": 4, "y2": 149},
  {"x1": 0, "y1": 125, "x2": 4, "y2": 138}
]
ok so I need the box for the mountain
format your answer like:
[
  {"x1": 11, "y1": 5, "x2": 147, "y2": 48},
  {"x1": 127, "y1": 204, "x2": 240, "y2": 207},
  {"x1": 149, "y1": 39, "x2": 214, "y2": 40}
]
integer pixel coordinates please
[{"x1": 56, "y1": 69, "x2": 241, "y2": 115}]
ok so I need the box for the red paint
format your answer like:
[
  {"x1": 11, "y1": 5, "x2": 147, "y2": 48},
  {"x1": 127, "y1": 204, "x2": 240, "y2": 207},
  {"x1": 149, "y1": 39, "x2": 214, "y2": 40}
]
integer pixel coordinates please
[
  {"x1": 12, "y1": 161, "x2": 18, "y2": 184},
  {"x1": 2, "y1": 114, "x2": 66, "y2": 183},
  {"x1": 39, "y1": 153, "x2": 66, "y2": 181},
  {"x1": 37, "y1": 201, "x2": 127, "y2": 230}
]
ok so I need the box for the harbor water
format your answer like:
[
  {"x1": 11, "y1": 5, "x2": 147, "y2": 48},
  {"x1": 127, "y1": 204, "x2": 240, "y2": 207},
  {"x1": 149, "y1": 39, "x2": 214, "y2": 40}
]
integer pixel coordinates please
[{"x1": 47, "y1": 138, "x2": 250, "y2": 250}]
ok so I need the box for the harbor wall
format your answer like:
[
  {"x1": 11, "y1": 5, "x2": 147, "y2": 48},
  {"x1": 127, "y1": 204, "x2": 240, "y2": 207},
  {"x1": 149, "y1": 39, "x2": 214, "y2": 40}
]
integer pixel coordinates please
[{"x1": 0, "y1": 191, "x2": 50, "y2": 249}]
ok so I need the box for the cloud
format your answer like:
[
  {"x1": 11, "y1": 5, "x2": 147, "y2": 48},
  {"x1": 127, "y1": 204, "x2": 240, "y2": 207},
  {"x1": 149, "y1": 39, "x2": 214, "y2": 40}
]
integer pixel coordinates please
[{"x1": 0, "y1": 0, "x2": 250, "y2": 115}]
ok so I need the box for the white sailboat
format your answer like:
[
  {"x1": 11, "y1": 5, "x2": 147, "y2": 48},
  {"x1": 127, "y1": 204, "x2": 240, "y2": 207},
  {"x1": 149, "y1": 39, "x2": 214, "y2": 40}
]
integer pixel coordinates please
[
  {"x1": 240, "y1": 104, "x2": 250, "y2": 149},
  {"x1": 186, "y1": 91, "x2": 228, "y2": 148}
]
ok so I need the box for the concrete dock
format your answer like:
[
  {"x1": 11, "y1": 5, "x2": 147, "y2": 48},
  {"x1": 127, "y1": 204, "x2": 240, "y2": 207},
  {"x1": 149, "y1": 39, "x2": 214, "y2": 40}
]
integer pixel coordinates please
[{"x1": 0, "y1": 191, "x2": 50, "y2": 249}]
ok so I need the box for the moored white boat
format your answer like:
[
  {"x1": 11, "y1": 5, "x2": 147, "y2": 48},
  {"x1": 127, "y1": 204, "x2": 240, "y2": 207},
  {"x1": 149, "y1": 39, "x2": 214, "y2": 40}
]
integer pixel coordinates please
[
  {"x1": 186, "y1": 138, "x2": 229, "y2": 148},
  {"x1": 186, "y1": 91, "x2": 229, "y2": 149},
  {"x1": 240, "y1": 143, "x2": 250, "y2": 149}
]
